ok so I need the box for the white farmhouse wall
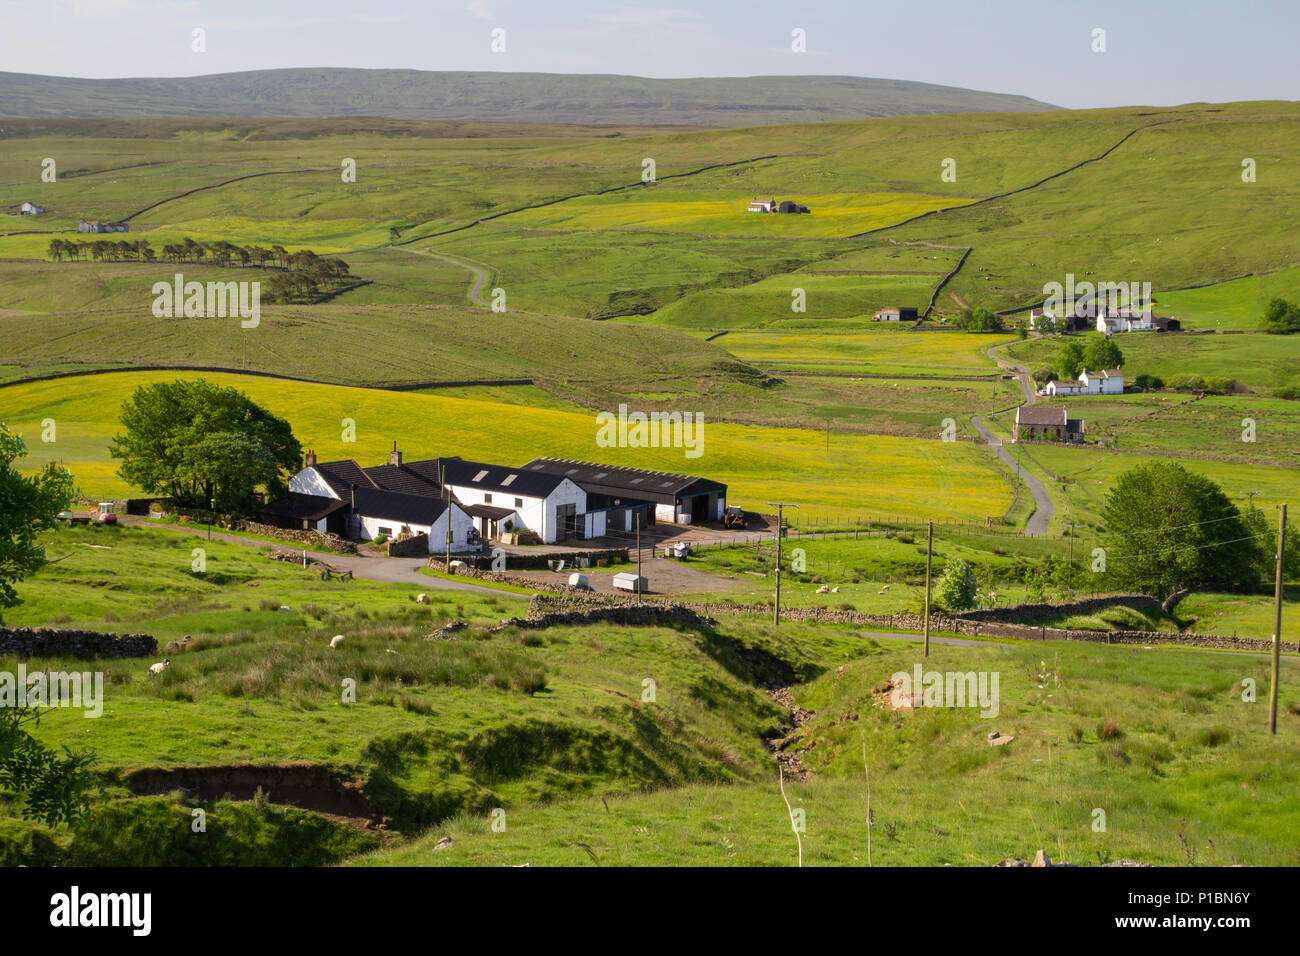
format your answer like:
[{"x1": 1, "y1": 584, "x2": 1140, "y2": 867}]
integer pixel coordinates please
[
  {"x1": 289, "y1": 467, "x2": 341, "y2": 499},
  {"x1": 359, "y1": 514, "x2": 430, "y2": 542}
]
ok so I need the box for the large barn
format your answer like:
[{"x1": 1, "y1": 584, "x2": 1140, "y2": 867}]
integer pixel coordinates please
[{"x1": 520, "y1": 458, "x2": 727, "y2": 526}]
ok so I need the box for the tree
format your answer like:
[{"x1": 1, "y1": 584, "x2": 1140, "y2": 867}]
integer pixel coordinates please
[
  {"x1": 1031, "y1": 367, "x2": 1056, "y2": 386},
  {"x1": 1082, "y1": 336, "x2": 1123, "y2": 371},
  {"x1": 1100, "y1": 462, "x2": 1265, "y2": 601},
  {"x1": 0, "y1": 707, "x2": 97, "y2": 827},
  {"x1": 1133, "y1": 374, "x2": 1164, "y2": 391},
  {"x1": 109, "y1": 379, "x2": 301, "y2": 510},
  {"x1": 956, "y1": 307, "x2": 1004, "y2": 332},
  {"x1": 0, "y1": 423, "x2": 74, "y2": 614},
  {"x1": 1056, "y1": 340, "x2": 1086, "y2": 380},
  {"x1": 936, "y1": 558, "x2": 978, "y2": 611},
  {"x1": 1259, "y1": 298, "x2": 1300, "y2": 334}
]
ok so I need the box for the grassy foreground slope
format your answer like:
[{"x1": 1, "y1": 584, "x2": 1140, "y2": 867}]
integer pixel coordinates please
[{"x1": 361, "y1": 637, "x2": 1300, "y2": 866}]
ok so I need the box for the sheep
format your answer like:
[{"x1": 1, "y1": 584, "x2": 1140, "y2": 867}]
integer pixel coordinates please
[
  {"x1": 148, "y1": 660, "x2": 171, "y2": 676},
  {"x1": 416, "y1": 593, "x2": 429, "y2": 604},
  {"x1": 329, "y1": 635, "x2": 345, "y2": 649}
]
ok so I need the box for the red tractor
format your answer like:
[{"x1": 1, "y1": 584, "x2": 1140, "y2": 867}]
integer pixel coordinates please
[{"x1": 92, "y1": 502, "x2": 118, "y2": 525}]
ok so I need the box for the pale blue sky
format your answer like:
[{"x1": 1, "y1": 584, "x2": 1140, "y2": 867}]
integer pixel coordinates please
[{"x1": 1, "y1": 0, "x2": 1296, "y2": 109}]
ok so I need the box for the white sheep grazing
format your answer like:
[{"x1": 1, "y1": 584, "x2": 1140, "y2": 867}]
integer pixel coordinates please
[
  {"x1": 149, "y1": 659, "x2": 171, "y2": 676},
  {"x1": 416, "y1": 593, "x2": 429, "y2": 604},
  {"x1": 329, "y1": 635, "x2": 345, "y2": 649}
]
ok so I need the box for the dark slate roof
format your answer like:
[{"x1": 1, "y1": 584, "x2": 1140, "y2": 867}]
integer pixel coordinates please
[
  {"x1": 351, "y1": 487, "x2": 448, "y2": 526},
  {"x1": 521, "y1": 457, "x2": 725, "y2": 505},
  {"x1": 406, "y1": 457, "x2": 569, "y2": 499},
  {"x1": 462, "y1": 503, "x2": 516, "y2": 520},
  {"x1": 312, "y1": 460, "x2": 377, "y2": 496},
  {"x1": 362, "y1": 463, "x2": 443, "y2": 498},
  {"x1": 1016, "y1": 406, "x2": 1067, "y2": 426},
  {"x1": 259, "y1": 493, "x2": 349, "y2": 522}
]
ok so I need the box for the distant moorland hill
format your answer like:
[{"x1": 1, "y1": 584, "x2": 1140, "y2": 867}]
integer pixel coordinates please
[{"x1": 0, "y1": 69, "x2": 1058, "y2": 125}]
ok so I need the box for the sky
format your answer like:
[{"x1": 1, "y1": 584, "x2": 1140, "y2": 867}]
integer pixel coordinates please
[{"x1": 1, "y1": 0, "x2": 1296, "y2": 109}]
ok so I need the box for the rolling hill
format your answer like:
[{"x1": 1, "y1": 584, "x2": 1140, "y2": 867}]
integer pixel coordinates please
[{"x1": 0, "y1": 69, "x2": 1058, "y2": 126}]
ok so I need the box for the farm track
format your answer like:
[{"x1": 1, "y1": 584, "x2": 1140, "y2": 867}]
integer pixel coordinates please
[
  {"x1": 406, "y1": 248, "x2": 491, "y2": 306},
  {"x1": 971, "y1": 414, "x2": 1054, "y2": 537}
]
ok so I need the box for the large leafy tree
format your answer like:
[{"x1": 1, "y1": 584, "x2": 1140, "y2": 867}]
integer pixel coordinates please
[
  {"x1": 110, "y1": 379, "x2": 301, "y2": 510},
  {"x1": 1082, "y1": 336, "x2": 1123, "y2": 371},
  {"x1": 1100, "y1": 462, "x2": 1265, "y2": 600},
  {"x1": 937, "y1": 558, "x2": 978, "y2": 611},
  {"x1": 1055, "y1": 340, "x2": 1086, "y2": 380},
  {"x1": 0, "y1": 423, "x2": 74, "y2": 614},
  {"x1": 1259, "y1": 298, "x2": 1300, "y2": 334}
]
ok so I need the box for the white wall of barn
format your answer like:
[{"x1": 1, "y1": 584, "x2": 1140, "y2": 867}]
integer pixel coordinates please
[{"x1": 289, "y1": 467, "x2": 341, "y2": 499}]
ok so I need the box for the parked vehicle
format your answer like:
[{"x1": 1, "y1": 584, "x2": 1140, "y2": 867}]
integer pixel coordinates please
[
  {"x1": 92, "y1": 502, "x2": 117, "y2": 525},
  {"x1": 723, "y1": 506, "x2": 747, "y2": 529}
]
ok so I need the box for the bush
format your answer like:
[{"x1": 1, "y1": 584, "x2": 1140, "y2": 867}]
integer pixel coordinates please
[
  {"x1": 1275, "y1": 386, "x2": 1300, "y2": 401},
  {"x1": 1133, "y1": 373, "x2": 1165, "y2": 391},
  {"x1": 1097, "y1": 717, "x2": 1123, "y2": 740},
  {"x1": 936, "y1": 558, "x2": 978, "y2": 611}
]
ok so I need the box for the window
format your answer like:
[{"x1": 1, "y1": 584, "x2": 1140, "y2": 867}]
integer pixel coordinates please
[
  {"x1": 502, "y1": 474, "x2": 516, "y2": 486},
  {"x1": 514, "y1": 498, "x2": 523, "y2": 508},
  {"x1": 484, "y1": 493, "x2": 492, "y2": 504},
  {"x1": 378, "y1": 526, "x2": 392, "y2": 537},
  {"x1": 472, "y1": 469, "x2": 489, "y2": 482}
]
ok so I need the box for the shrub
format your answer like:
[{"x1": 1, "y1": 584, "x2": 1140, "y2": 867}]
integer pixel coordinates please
[{"x1": 1097, "y1": 717, "x2": 1123, "y2": 740}]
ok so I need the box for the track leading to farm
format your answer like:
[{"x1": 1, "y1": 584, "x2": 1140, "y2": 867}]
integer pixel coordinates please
[{"x1": 970, "y1": 414, "x2": 1054, "y2": 536}]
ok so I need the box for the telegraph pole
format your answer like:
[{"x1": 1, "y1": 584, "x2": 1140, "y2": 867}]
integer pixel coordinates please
[
  {"x1": 441, "y1": 465, "x2": 451, "y2": 569},
  {"x1": 923, "y1": 521, "x2": 933, "y2": 658},
  {"x1": 636, "y1": 512, "x2": 642, "y2": 603},
  {"x1": 1269, "y1": 503, "x2": 1287, "y2": 735},
  {"x1": 768, "y1": 502, "x2": 798, "y2": 625}
]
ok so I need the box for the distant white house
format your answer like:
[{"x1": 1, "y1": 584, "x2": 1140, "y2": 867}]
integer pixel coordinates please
[
  {"x1": 19, "y1": 202, "x2": 45, "y2": 215},
  {"x1": 1043, "y1": 367, "x2": 1124, "y2": 397},
  {"x1": 747, "y1": 197, "x2": 776, "y2": 213},
  {"x1": 873, "y1": 307, "x2": 919, "y2": 322},
  {"x1": 1097, "y1": 308, "x2": 1154, "y2": 334}
]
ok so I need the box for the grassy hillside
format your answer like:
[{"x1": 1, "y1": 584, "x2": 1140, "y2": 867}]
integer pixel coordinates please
[{"x1": 0, "y1": 70, "x2": 1057, "y2": 126}]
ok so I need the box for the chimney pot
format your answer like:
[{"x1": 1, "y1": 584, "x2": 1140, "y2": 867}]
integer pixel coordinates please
[{"x1": 390, "y1": 441, "x2": 402, "y2": 466}]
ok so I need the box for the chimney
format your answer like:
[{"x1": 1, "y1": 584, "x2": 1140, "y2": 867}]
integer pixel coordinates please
[
  {"x1": 389, "y1": 441, "x2": 402, "y2": 467},
  {"x1": 305, "y1": 448, "x2": 317, "y2": 468}
]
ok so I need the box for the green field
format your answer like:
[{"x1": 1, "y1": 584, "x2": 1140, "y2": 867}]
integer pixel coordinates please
[
  {"x1": 2, "y1": 370, "x2": 1013, "y2": 521},
  {"x1": 1157, "y1": 267, "x2": 1300, "y2": 331}
]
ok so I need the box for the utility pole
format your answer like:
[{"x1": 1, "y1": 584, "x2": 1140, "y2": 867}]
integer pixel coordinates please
[
  {"x1": 1068, "y1": 523, "x2": 1075, "y2": 593},
  {"x1": 635, "y1": 512, "x2": 642, "y2": 603},
  {"x1": 1270, "y1": 503, "x2": 1287, "y2": 735},
  {"x1": 923, "y1": 521, "x2": 933, "y2": 658},
  {"x1": 441, "y1": 465, "x2": 451, "y2": 569},
  {"x1": 768, "y1": 502, "x2": 798, "y2": 625}
]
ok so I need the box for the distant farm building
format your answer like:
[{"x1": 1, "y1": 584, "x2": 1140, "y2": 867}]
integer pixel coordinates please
[
  {"x1": 78, "y1": 220, "x2": 129, "y2": 233},
  {"x1": 19, "y1": 202, "x2": 45, "y2": 215},
  {"x1": 522, "y1": 457, "x2": 728, "y2": 528},
  {"x1": 1153, "y1": 316, "x2": 1181, "y2": 331},
  {"x1": 874, "y1": 307, "x2": 919, "y2": 322},
  {"x1": 1043, "y1": 367, "x2": 1124, "y2": 397},
  {"x1": 747, "y1": 197, "x2": 809, "y2": 214},
  {"x1": 1014, "y1": 406, "x2": 1085, "y2": 443},
  {"x1": 1098, "y1": 307, "x2": 1154, "y2": 334}
]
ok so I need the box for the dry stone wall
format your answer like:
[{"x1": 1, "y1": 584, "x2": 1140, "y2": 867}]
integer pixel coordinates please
[{"x1": 0, "y1": 627, "x2": 157, "y2": 660}]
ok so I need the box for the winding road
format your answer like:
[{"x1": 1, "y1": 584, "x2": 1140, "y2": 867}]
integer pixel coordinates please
[
  {"x1": 407, "y1": 248, "x2": 492, "y2": 306},
  {"x1": 973, "y1": 334, "x2": 1055, "y2": 536}
]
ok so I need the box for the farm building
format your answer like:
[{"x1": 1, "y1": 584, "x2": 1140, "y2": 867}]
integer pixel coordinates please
[
  {"x1": 1043, "y1": 367, "x2": 1124, "y2": 397},
  {"x1": 1097, "y1": 308, "x2": 1154, "y2": 334},
  {"x1": 1014, "y1": 406, "x2": 1085, "y2": 443},
  {"x1": 19, "y1": 201, "x2": 45, "y2": 215},
  {"x1": 747, "y1": 197, "x2": 809, "y2": 214},
  {"x1": 77, "y1": 220, "x2": 129, "y2": 233},
  {"x1": 407, "y1": 456, "x2": 587, "y2": 544},
  {"x1": 873, "y1": 307, "x2": 919, "y2": 322},
  {"x1": 1153, "y1": 316, "x2": 1181, "y2": 331},
  {"x1": 278, "y1": 446, "x2": 730, "y2": 546},
  {"x1": 521, "y1": 457, "x2": 728, "y2": 526}
]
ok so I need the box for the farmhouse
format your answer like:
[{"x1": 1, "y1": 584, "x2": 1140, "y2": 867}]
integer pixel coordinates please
[
  {"x1": 522, "y1": 457, "x2": 727, "y2": 527},
  {"x1": 19, "y1": 202, "x2": 45, "y2": 215},
  {"x1": 275, "y1": 445, "x2": 731, "y2": 547},
  {"x1": 407, "y1": 456, "x2": 587, "y2": 544},
  {"x1": 1014, "y1": 406, "x2": 1085, "y2": 443},
  {"x1": 1097, "y1": 308, "x2": 1154, "y2": 334},
  {"x1": 1043, "y1": 367, "x2": 1124, "y2": 397},
  {"x1": 747, "y1": 197, "x2": 809, "y2": 214},
  {"x1": 874, "y1": 307, "x2": 919, "y2": 322},
  {"x1": 77, "y1": 220, "x2": 129, "y2": 233}
]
